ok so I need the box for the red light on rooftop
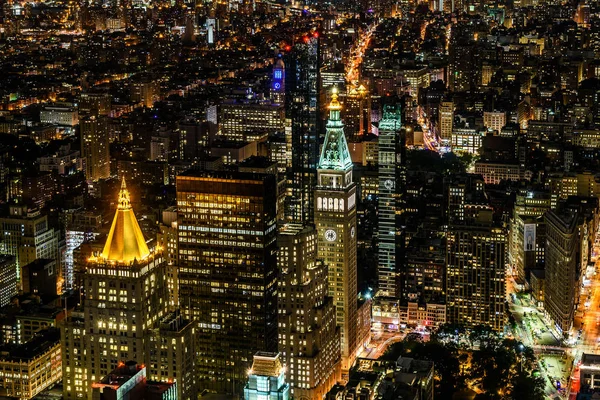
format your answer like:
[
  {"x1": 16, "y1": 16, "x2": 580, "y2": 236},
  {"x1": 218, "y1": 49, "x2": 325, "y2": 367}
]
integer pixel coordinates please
[
  {"x1": 313, "y1": 32, "x2": 319, "y2": 38},
  {"x1": 285, "y1": 45, "x2": 292, "y2": 51}
]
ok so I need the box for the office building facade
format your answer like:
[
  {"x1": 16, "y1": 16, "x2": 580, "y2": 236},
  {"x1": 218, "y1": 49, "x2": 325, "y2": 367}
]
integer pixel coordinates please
[
  {"x1": 176, "y1": 171, "x2": 278, "y2": 393},
  {"x1": 378, "y1": 105, "x2": 402, "y2": 299},
  {"x1": 61, "y1": 180, "x2": 195, "y2": 400},
  {"x1": 285, "y1": 34, "x2": 320, "y2": 224},
  {"x1": 277, "y1": 224, "x2": 340, "y2": 399}
]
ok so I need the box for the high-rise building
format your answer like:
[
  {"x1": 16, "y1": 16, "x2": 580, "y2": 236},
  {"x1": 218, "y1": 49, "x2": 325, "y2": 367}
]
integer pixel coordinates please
[
  {"x1": 244, "y1": 352, "x2": 290, "y2": 400},
  {"x1": 146, "y1": 311, "x2": 197, "y2": 397},
  {"x1": 448, "y1": 40, "x2": 477, "y2": 92},
  {"x1": 277, "y1": 224, "x2": 340, "y2": 398},
  {"x1": 0, "y1": 255, "x2": 16, "y2": 308},
  {"x1": 0, "y1": 328, "x2": 62, "y2": 399},
  {"x1": 0, "y1": 205, "x2": 59, "y2": 282},
  {"x1": 438, "y1": 101, "x2": 454, "y2": 142},
  {"x1": 22, "y1": 258, "x2": 58, "y2": 296},
  {"x1": 314, "y1": 89, "x2": 358, "y2": 379},
  {"x1": 271, "y1": 58, "x2": 285, "y2": 105},
  {"x1": 446, "y1": 210, "x2": 506, "y2": 331},
  {"x1": 445, "y1": 175, "x2": 506, "y2": 331},
  {"x1": 285, "y1": 34, "x2": 320, "y2": 223},
  {"x1": 156, "y1": 208, "x2": 179, "y2": 310},
  {"x1": 404, "y1": 236, "x2": 445, "y2": 303},
  {"x1": 79, "y1": 92, "x2": 112, "y2": 116},
  {"x1": 446, "y1": 174, "x2": 487, "y2": 225},
  {"x1": 80, "y1": 115, "x2": 110, "y2": 181},
  {"x1": 61, "y1": 180, "x2": 196, "y2": 400},
  {"x1": 176, "y1": 171, "x2": 278, "y2": 393},
  {"x1": 219, "y1": 100, "x2": 285, "y2": 143},
  {"x1": 378, "y1": 105, "x2": 402, "y2": 299},
  {"x1": 544, "y1": 205, "x2": 589, "y2": 336},
  {"x1": 509, "y1": 189, "x2": 554, "y2": 282},
  {"x1": 483, "y1": 111, "x2": 507, "y2": 133},
  {"x1": 130, "y1": 80, "x2": 160, "y2": 108},
  {"x1": 64, "y1": 210, "x2": 102, "y2": 290},
  {"x1": 91, "y1": 361, "x2": 178, "y2": 400},
  {"x1": 345, "y1": 84, "x2": 371, "y2": 140}
]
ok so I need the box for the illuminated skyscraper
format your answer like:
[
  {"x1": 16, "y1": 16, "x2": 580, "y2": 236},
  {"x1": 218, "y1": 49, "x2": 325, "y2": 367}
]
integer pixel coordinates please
[
  {"x1": 544, "y1": 209, "x2": 580, "y2": 335},
  {"x1": 80, "y1": 115, "x2": 110, "y2": 181},
  {"x1": 176, "y1": 171, "x2": 278, "y2": 393},
  {"x1": 0, "y1": 205, "x2": 59, "y2": 282},
  {"x1": 244, "y1": 352, "x2": 290, "y2": 400},
  {"x1": 446, "y1": 220, "x2": 507, "y2": 331},
  {"x1": 285, "y1": 34, "x2": 320, "y2": 223},
  {"x1": 438, "y1": 101, "x2": 454, "y2": 142},
  {"x1": 271, "y1": 58, "x2": 285, "y2": 105},
  {"x1": 377, "y1": 105, "x2": 402, "y2": 299},
  {"x1": 314, "y1": 89, "x2": 358, "y2": 379},
  {"x1": 219, "y1": 101, "x2": 285, "y2": 143},
  {"x1": 61, "y1": 180, "x2": 196, "y2": 400},
  {"x1": 445, "y1": 178, "x2": 506, "y2": 332},
  {"x1": 0, "y1": 255, "x2": 16, "y2": 308},
  {"x1": 277, "y1": 224, "x2": 340, "y2": 398},
  {"x1": 345, "y1": 85, "x2": 370, "y2": 140}
]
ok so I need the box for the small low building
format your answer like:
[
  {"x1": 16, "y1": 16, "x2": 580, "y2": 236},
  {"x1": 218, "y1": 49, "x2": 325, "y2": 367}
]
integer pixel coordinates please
[
  {"x1": 0, "y1": 328, "x2": 62, "y2": 399},
  {"x1": 244, "y1": 352, "x2": 290, "y2": 400},
  {"x1": 91, "y1": 361, "x2": 178, "y2": 400},
  {"x1": 579, "y1": 353, "x2": 600, "y2": 398}
]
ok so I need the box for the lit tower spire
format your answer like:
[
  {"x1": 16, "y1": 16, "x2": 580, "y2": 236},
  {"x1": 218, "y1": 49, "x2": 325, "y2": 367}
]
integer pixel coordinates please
[
  {"x1": 315, "y1": 86, "x2": 359, "y2": 380},
  {"x1": 100, "y1": 178, "x2": 150, "y2": 263},
  {"x1": 318, "y1": 87, "x2": 353, "y2": 172}
]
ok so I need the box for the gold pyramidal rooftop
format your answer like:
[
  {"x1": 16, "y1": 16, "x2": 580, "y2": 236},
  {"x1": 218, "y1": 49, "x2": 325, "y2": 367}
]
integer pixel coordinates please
[{"x1": 98, "y1": 178, "x2": 150, "y2": 264}]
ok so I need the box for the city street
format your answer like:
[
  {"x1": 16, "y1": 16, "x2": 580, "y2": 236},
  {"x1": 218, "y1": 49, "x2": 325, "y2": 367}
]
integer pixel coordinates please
[
  {"x1": 504, "y1": 228, "x2": 600, "y2": 399},
  {"x1": 359, "y1": 330, "x2": 406, "y2": 360}
]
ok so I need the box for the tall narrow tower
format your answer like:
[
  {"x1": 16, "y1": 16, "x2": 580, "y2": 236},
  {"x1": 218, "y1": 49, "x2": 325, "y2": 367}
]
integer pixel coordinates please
[
  {"x1": 271, "y1": 57, "x2": 285, "y2": 105},
  {"x1": 285, "y1": 34, "x2": 320, "y2": 224},
  {"x1": 315, "y1": 88, "x2": 358, "y2": 380},
  {"x1": 377, "y1": 105, "x2": 402, "y2": 298}
]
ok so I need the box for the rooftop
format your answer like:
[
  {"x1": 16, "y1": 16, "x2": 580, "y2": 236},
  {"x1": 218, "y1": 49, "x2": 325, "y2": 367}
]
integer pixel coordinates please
[
  {"x1": 0, "y1": 328, "x2": 60, "y2": 362},
  {"x1": 98, "y1": 178, "x2": 150, "y2": 264},
  {"x1": 250, "y1": 352, "x2": 284, "y2": 377}
]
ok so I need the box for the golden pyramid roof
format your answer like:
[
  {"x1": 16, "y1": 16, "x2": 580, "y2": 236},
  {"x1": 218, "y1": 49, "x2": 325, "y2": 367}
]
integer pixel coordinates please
[{"x1": 100, "y1": 178, "x2": 150, "y2": 263}]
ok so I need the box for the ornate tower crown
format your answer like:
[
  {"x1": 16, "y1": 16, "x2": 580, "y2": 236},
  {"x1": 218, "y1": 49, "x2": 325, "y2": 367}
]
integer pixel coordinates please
[
  {"x1": 318, "y1": 87, "x2": 353, "y2": 172},
  {"x1": 100, "y1": 178, "x2": 150, "y2": 263}
]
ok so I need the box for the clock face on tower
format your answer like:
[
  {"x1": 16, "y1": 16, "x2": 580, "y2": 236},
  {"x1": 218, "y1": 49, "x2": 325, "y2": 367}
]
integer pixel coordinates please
[
  {"x1": 351, "y1": 226, "x2": 355, "y2": 238},
  {"x1": 384, "y1": 179, "x2": 394, "y2": 190},
  {"x1": 274, "y1": 82, "x2": 281, "y2": 89},
  {"x1": 325, "y1": 229, "x2": 337, "y2": 242}
]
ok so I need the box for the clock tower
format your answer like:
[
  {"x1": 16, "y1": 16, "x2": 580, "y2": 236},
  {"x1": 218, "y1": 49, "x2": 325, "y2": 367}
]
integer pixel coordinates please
[
  {"x1": 315, "y1": 87, "x2": 358, "y2": 379},
  {"x1": 271, "y1": 57, "x2": 285, "y2": 105}
]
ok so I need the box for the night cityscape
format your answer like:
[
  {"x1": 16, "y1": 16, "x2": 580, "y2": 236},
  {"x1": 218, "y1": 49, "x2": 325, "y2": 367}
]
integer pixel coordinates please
[{"x1": 1, "y1": 0, "x2": 600, "y2": 399}]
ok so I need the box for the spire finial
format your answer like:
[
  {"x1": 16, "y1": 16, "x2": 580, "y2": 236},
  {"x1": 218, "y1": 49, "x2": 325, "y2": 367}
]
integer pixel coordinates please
[
  {"x1": 328, "y1": 86, "x2": 342, "y2": 111},
  {"x1": 118, "y1": 178, "x2": 131, "y2": 210},
  {"x1": 99, "y1": 176, "x2": 150, "y2": 263}
]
